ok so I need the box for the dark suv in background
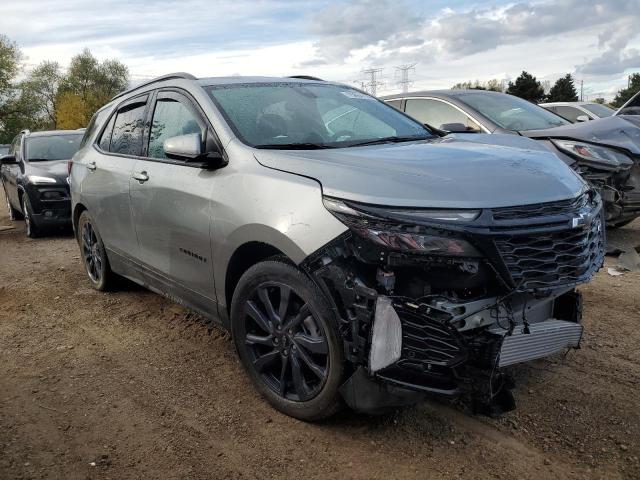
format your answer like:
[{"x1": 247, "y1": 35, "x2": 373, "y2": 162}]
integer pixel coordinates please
[{"x1": 1, "y1": 129, "x2": 83, "y2": 237}]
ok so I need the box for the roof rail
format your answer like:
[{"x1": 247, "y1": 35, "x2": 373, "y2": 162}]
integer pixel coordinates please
[
  {"x1": 288, "y1": 75, "x2": 324, "y2": 81},
  {"x1": 111, "y1": 72, "x2": 198, "y2": 101}
]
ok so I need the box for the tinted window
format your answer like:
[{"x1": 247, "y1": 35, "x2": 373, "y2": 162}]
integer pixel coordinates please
[
  {"x1": 25, "y1": 134, "x2": 83, "y2": 161},
  {"x1": 458, "y1": 92, "x2": 569, "y2": 131},
  {"x1": 148, "y1": 98, "x2": 203, "y2": 159},
  {"x1": 554, "y1": 106, "x2": 586, "y2": 123},
  {"x1": 405, "y1": 99, "x2": 481, "y2": 131},
  {"x1": 582, "y1": 103, "x2": 614, "y2": 118},
  {"x1": 109, "y1": 99, "x2": 147, "y2": 156},
  {"x1": 207, "y1": 83, "x2": 430, "y2": 148}
]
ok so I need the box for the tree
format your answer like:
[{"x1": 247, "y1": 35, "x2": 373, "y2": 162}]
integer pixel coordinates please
[
  {"x1": 58, "y1": 49, "x2": 129, "y2": 127},
  {"x1": 0, "y1": 35, "x2": 24, "y2": 143},
  {"x1": 56, "y1": 92, "x2": 89, "y2": 129},
  {"x1": 452, "y1": 78, "x2": 503, "y2": 92},
  {"x1": 506, "y1": 71, "x2": 545, "y2": 103},
  {"x1": 546, "y1": 74, "x2": 579, "y2": 102},
  {"x1": 612, "y1": 73, "x2": 640, "y2": 108},
  {"x1": 20, "y1": 61, "x2": 63, "y2": 129}
]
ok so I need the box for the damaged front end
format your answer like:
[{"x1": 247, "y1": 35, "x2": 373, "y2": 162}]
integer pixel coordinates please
[
  {"x1": 303, "y1": 190, "x2": 605, "y2": 415},
  {"x1": 551, "y1": 139, "x2": 640, "y2": 226}
]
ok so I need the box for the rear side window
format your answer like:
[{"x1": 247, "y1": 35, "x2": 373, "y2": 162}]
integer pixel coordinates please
[
  {"x1": 108, "y1": 98, "x2": 148, "y2": 156},
  {"x1": 386, "y1": 99, "x2": 402, "y2": 111},
  {"x1": 405, "y1": 99, "x2": 481, "y2": 132},
  {"x1": 554, "y1": 106, "x2": 586, "y2": 122}
]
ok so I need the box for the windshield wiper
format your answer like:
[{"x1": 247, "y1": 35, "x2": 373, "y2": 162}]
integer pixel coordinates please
[
  {"x1": 347, "y1": 135, "x2": 431, "y2": 147},
  {"x1": 254, "y1": 143, "x2": 336, "y2": 150}
]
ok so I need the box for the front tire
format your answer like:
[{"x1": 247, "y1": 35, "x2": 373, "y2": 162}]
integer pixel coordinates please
[
  {"x1": 231, "y1": 260, "x2": 344, "y2": 421},
  {"x1": 77, "y1": 211, "x2": 113, "y2": 291},
  {"x1": 22, "y1": 195, "x2": 41, "y2": 238},
  {"x1": 4, "y1": 188, "x2": 23, "y2": 220}
]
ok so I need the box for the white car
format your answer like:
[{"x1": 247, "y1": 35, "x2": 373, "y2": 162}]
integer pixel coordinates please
[{"x1": 540, "y1": 101, "x2": 615, "y2": 123}]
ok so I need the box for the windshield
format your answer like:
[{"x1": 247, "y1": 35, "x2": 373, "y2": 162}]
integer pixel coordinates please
[
  {"x1": 458, "y1": 92, "x2": 569, "y2": 131},
  {"x1": 26, "y1": 134, "x2": 83, "y2": 161},
  {"x1": 582, "y1": 103, "x2": 614, "y2": 117},
  {"x1": 207, "y1": 82, "x2": 432, "y2": 148}
]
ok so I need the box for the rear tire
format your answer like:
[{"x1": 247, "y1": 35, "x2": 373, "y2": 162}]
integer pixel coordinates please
[
  {"x1": 22, "y1": 195, "x2": 41, "y2": 238},
  {"x1": 77, "y1": 211, "x2": 114, "y2": 291},
  {"x1": 230, "y1": 260, "x2": 344, "y2": 421}
]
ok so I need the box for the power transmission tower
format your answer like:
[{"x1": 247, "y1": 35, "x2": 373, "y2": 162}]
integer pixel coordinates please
[
  {"x1": 362, "y1": 67, "x2": 384, "y2": 96},
  {"x1": 395, "y1": 63, "x2": 416, "y2": 93}
]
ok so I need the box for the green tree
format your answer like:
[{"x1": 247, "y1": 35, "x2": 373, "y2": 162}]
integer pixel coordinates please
[
  {"x1": 58, "y1": 49, "x2": 129, "y2": 127},
  {"x1": 612, "y1": 73, "x2": 640, "y2": 108},
  {"x1": 0, "y1": 35, "x2": 24, "y2": 143},
  {"x1": 546, "y1": 74, "x2": 579, "y2": 102},
  {"x1": 506, "y1": 71, "x2": 545, "y2": 103},
  {"x1": 452, "y1": 79, "x2": 503, "y2": 92},
  {"x1": 20, "y1": 61, "x2": 63, "y2": 129}
]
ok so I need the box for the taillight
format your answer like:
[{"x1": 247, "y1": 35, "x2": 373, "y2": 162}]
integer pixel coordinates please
[{"x1": 67, "y1": 161, "x2": 73, "y2": 175}]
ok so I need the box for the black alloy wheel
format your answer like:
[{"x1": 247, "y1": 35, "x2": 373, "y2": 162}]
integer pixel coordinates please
[
  {"x1": 231, "y1": 260, "x2": 344, "y2": 420},
  {"x1": 77, "y1": 211, "x2": 112, "y2": 291},
  {"x1": 243, "y1": 282, "x2": 329, "y2": 401}
]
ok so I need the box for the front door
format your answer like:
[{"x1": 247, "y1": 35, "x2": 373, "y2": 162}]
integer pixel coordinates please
[{"x1": 129, "y1": 90, "x2": 218, "y2": 314}]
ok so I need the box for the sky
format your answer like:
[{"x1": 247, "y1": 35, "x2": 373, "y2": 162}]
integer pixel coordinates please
[{"x1": 2, "y1": 0, "x2": 640, "y2": 100}]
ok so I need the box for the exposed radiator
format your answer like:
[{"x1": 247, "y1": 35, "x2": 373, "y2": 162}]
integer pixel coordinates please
[{"x1": 490, "y1": 319, "x2": 583, "y2": 367}]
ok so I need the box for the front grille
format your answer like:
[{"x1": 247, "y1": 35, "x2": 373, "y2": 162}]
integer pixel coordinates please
[
  {"x1": 492, "y1": 194, "x2": 589, "y2": 221},
  {"x1": 494, "y1": 213, "x2": 604, "y2": 290}
]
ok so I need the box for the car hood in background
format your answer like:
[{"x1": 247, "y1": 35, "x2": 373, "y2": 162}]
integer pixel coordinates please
[
  {"x1": 521, "y1": 116, "x2": 640, "y2": 156},
  {"x1": 28, "y1": 159, "x2": 70, "y2": 183},
  {"x1": 255, "y1": 136, "x2": 585, "y2": 209}
]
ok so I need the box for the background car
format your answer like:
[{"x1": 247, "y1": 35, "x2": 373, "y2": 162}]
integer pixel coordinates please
[
  {"x1": 70, "y1": 73, "x2": 602, "y2": 420},
  {"x1": 383, "y1": 90, "x2": 640, "y2": 228},
  {"x1": 0, "y1": 144, "x2": 10, "y2": 156},
  {"x1": 1, "y1": 129, "x2": 83, "y2": 237},
  {"x1": 539, "y1": 101, "x2": 615, "y2": 123},
  {"x1": 616, "y1": 90, "x2": 640, "y2": 116}
]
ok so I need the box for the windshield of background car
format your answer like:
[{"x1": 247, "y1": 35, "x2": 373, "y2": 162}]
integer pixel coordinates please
[
  {"x1": 206, "y1": 82, "x2": 432, "y2": 148},
  {"x1": 457, "y1": 92, "x2": 570, "y2": 131},
  {"x1": 582, "y1": 103, "x2": 614, "y2": 117},
  {"x1": 25, "y1": 134, "x2": 83, "y2": 161}
]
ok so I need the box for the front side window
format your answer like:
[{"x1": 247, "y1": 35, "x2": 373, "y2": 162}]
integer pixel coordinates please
[
  {"x1": 207, "y1": 83, "x2": 431, "y2": 148},
  {"x1": 554, "y1": 106, "x2": 586, "y2": 123},
  {"x1": 148, "y1": 97, "x2": 203, "y2": 159},
  {"x1": 458, "y1": 92, "x2": 569, "y2": 131},
  {"x1": 405, "y1": 99, "x2": 481, "y2": 131},
  {"x1": 109, "y1": 99, "x2": 147, "y2": 156},
  {"x1": 25, "y1": 134, "x2": 83, "y2": 161}
]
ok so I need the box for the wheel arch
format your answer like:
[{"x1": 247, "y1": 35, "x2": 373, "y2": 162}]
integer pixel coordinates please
[{"x1": 72, "y1": 202, "x2": 88, "y2": 234}]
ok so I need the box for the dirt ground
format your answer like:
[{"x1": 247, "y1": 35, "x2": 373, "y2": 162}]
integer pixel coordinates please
[{"x1": 0, "y1": 206, "x2": 639, "y2": 480}]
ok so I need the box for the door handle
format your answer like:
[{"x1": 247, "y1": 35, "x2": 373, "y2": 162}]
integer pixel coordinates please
[
  {"x1": 87, "y1": 161, "x2": 97, "y2": 171},
  {"x1": 132, "y1": 171, "x2": 149, "y2": 183}
]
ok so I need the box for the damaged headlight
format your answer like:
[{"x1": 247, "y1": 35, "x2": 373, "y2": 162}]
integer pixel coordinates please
[
  {"x1": 323, "y1": 197, "x2": 482, "y2": 256},
  {"x1": 552, "y1": 140, "x2": 633, "y2": 168}
]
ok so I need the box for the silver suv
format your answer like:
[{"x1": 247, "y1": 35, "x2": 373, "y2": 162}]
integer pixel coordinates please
[{"x1": 70, "y1": 73, "x2": 604, "y2": 420}]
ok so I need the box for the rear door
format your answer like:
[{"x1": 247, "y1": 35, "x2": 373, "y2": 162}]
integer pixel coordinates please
[
  {"x1": 129, "y1": 89, "x2": 218, "y2": 313},
  {"x1": 81, "y1": 95, "x2": 149, "y2": 266}
]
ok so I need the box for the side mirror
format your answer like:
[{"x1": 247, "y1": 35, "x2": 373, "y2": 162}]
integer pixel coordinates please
[
  {"x1": 0, "y1": 155, "x2": 17, "y2": 165},
  {"x1": 576, "y1": 115, "x2": 590, "y2": 123},
  {"x1": 439, "y1": 123, "x2": 475, "y2": 133},
  {"x1": 163, "y1": 133, "x2": 226, "y2": 169}
]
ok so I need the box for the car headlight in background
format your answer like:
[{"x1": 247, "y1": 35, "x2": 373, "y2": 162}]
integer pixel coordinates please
[
  {"x1": 27, "y1": 175, "x2": 57, "y2": 184},
  {"x1": 323, "y1": 197, "x2": 482, "y2": 256},
  {"x1": 552, "y1": 140, "x2": 633, "y2": 168}
]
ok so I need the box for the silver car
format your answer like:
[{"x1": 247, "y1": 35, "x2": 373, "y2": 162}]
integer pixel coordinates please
[
  {"x1": 539, "y1": 101, "x2": 615, "y2": 123},
  {"x1": 70, "y1": 74, "x2": 604, "y2": 420}
]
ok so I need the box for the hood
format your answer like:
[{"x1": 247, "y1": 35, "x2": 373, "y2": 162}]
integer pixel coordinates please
[
  {"x1": 254, "y1": 136, "x2": 585, "y2": 209},
  {"x1": 522, "y1": 116, "x2": 640, "y2": 156},
  {"x1": 28, "y1": 159, "x2": 69, "y2": 182}
]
